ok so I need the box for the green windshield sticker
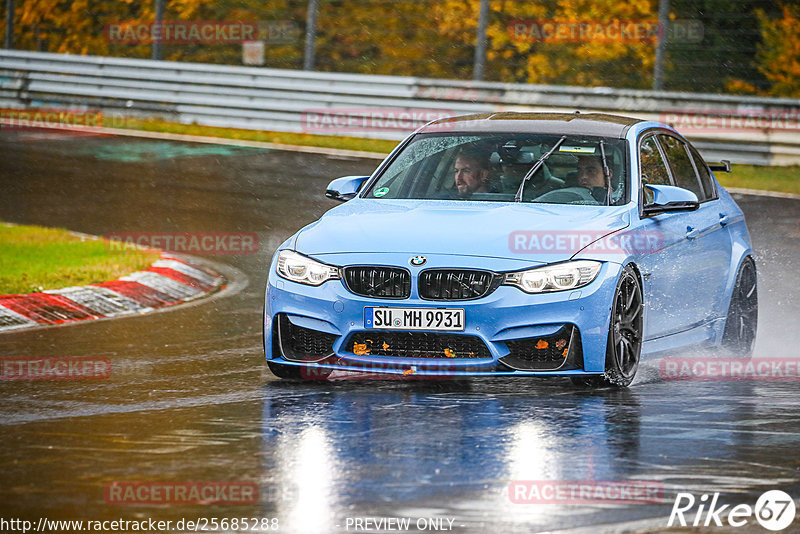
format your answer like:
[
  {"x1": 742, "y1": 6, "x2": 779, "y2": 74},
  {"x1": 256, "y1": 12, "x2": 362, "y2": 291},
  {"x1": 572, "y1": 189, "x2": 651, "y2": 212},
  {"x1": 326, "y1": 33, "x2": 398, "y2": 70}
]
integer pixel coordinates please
[
  {"x1": 559, "y1": 146, "x2": 597, "y2": 154},
  {"x1": 374, "y1": 187, "x2": 390, "y2": 197}
]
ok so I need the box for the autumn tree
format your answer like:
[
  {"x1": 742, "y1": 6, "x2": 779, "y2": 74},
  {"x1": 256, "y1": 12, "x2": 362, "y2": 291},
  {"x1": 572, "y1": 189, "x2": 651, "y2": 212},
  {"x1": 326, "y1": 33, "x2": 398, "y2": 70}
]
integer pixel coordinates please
[
  {"x1": 10, "y1": 0, "x2": 152, "y2": 56},
  {"x1": 160, "y1": 0, "x2": 305, "y2": 66},
  {"x1": 754, "y1": 3, "x2": 800, "y2": 97},
  {"x1": 1, "y1": 0, "x2": 798, "y2": 98},
  {"x1": 312, "y1": 0, "x2": 459, "y2": 78},
  {"x1": 431, "y1": 0, "x2": 665, "y2": 88}
]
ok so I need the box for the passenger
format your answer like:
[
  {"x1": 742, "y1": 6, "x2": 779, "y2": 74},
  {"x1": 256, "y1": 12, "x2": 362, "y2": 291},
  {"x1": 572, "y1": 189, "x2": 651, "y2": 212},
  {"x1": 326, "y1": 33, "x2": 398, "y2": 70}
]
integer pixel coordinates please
[
  {"x1": 576, "y1": 155, "x2": 613, "y2": 203},
  {"x1": 452, "y1": 149, "x2": 490, "y2": 197}
]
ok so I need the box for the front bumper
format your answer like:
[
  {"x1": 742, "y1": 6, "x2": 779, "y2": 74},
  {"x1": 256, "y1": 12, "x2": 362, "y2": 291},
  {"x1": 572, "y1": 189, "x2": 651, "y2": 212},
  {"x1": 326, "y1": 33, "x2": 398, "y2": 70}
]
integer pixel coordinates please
[{"x1": 264, "y1": 253, "x2": 622, "y2": 377}]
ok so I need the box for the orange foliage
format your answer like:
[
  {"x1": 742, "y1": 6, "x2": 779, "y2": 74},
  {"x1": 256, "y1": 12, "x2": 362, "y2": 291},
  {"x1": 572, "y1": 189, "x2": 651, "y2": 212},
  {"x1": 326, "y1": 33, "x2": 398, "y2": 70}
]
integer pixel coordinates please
[{"x1": 754, "y1": 4, "x2": 800, "y2": 98}]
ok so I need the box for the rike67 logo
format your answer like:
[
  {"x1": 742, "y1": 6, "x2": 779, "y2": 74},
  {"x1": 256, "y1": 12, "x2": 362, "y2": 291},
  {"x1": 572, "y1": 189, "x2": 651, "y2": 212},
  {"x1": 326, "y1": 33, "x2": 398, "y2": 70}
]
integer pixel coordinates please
[{"x1": 669, "y1": 490, "x2": 796, "y2": 531}]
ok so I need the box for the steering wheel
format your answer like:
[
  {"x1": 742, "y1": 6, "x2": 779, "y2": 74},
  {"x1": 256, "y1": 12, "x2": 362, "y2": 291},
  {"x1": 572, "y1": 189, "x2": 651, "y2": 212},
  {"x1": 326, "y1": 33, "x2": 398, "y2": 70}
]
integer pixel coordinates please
[{"x1": 531, "y1": 187, "x2": 601, "y2": 204}]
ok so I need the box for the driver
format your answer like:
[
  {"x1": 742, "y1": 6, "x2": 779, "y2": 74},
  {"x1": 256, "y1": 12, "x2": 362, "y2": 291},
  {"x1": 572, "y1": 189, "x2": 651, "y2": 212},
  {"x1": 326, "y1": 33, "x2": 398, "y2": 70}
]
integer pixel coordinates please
[
  {"x1": 452, "y1": 149, "x2": 490, "y2": 197},
  {"x1": 576, "y1": 155, "x2": 613, "y2": 203}
]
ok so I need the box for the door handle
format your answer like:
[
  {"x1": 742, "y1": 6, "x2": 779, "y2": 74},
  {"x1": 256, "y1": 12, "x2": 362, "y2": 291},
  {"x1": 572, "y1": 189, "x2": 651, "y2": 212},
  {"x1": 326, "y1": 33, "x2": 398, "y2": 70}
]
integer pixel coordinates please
[
  {"x1": 719, "y1": 213, "x2": 730, "y2": 226},
  {"x1": 686, "y1": 226, "x2": 700, "y2": 239}
]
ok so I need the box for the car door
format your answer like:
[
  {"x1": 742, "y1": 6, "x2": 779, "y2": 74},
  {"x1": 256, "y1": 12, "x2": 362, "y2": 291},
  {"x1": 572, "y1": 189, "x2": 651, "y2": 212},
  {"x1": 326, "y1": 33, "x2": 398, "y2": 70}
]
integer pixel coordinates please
[
  {"x1": 657, "y1": 134, "x2": 733, "y2": 328},
  {"x1": 633, "y1": 133, "x2": 696, "y2": 339}
]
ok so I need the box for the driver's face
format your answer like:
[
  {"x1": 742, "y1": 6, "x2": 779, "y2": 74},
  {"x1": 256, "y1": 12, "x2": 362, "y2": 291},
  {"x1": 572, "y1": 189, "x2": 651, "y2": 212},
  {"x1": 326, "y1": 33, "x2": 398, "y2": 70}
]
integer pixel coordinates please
[
  {"x1": 454, "y1": 156, "x2": 488, "y2": 196},
  {"x1": 577, "y1": 157, "x2": 608, "y2": 189}
]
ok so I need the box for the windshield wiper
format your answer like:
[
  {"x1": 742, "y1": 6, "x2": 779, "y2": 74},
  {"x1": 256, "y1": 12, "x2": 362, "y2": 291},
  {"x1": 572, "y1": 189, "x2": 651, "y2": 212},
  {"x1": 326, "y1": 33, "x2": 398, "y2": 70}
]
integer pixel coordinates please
[
  {"x1": 514, "y1": 135, "x2": 567, "y2": 202},
  {"x1": 599, "y1": 139, "x2": 611, "y2": 206}
]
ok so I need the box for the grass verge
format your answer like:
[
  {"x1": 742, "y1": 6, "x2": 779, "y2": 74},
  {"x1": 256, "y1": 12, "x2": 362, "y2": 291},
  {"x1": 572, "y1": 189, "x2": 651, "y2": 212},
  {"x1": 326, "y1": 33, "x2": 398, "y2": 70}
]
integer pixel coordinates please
[
  {"x1": 0, "y1": 223, "x2": 160, "y2": 295},
  {"x1": 715, "y1": 165, "x2": 800, "y2": 196}
]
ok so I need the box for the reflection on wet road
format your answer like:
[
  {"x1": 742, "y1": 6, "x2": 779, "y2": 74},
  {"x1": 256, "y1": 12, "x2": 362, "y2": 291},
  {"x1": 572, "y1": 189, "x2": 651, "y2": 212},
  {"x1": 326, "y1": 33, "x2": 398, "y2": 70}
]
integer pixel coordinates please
[{"x1": 0, "y1": 131, "x2": 798, "y2": 532}]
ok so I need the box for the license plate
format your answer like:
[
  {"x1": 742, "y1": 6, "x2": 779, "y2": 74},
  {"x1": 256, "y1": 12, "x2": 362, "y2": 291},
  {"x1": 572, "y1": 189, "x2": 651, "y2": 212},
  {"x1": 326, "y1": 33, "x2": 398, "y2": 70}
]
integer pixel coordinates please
[{"x1": 364, "y1": 307, "x2": 465, "y2": 331}]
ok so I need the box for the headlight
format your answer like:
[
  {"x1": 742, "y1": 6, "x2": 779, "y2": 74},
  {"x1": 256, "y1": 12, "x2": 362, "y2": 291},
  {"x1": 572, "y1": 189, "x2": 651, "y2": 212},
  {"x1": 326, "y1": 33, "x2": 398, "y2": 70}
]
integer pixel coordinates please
[
  {"x1": 276, "y1": 250, "x2": 340, "y2": 286},
  {"x1": 503, "y1": 260, "x2": 602, "y2": 293}
]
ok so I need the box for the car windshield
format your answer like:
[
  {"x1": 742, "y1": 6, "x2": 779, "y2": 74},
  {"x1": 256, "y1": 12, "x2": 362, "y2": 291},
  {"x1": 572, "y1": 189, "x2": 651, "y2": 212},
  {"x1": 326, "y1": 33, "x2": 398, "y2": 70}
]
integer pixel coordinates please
[{"x1": 363, "y1": 133, "x2": 628, "y2": 205}]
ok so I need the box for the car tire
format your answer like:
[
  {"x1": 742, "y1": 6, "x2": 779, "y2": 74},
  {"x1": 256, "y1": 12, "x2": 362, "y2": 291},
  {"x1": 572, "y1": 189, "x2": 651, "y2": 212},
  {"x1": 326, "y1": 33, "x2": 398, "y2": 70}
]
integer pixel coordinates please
[
  {"x1": 571, "y1": 265, "x2": 643, "y2": 388},
  {"x1": 720, "y1": 256, "x2": 758, "y2": 358}
]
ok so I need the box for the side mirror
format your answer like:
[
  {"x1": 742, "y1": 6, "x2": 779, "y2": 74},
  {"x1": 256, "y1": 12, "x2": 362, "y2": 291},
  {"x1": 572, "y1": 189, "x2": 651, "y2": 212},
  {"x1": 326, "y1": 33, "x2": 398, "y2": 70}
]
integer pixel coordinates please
[
  {"x1": 325, "y1": 176, "x2": 370, "y2": 202},
  {"x1": 642, "y1": 184, "x2": 699, "y2": 215}
]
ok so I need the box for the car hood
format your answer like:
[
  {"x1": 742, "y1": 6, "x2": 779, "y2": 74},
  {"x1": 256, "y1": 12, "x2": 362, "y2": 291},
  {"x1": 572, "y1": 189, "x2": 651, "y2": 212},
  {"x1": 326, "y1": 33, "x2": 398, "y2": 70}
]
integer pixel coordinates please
[{"x1": 295, "y1": 199, "x2": 630, "y2": 263}]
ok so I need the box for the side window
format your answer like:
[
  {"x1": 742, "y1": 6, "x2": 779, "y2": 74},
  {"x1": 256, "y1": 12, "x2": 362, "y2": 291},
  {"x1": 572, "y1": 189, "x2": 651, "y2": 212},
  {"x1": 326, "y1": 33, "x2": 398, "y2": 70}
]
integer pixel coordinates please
[
  {"x1": 687, "y1": 144, "x2": 717, "y2": 201},
  {"x1": 658, "y1": 134, "x2": 703, "y2": 199},
  {"x1": 639, "y1": 135, "x2": 671, "y2": 204}
]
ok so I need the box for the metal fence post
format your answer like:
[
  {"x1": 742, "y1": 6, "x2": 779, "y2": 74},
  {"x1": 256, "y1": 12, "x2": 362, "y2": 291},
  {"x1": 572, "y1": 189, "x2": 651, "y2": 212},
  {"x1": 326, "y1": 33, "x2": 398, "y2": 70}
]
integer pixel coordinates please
[
  {"x1": 152, "y1": 0, "x2": 165, "y2": 60},
  {"x1": 303, "y1": 0, "x2": 319, "y2": 71},
  {"x1": 473, "y1": 0, "x2": 489, "y2": 81},
  {"x1": 4, "y1": 0, "x2": 14, "y2": 50},
  {"x1": 653, "y1": 0, "x2": 670, "y2": 90}
]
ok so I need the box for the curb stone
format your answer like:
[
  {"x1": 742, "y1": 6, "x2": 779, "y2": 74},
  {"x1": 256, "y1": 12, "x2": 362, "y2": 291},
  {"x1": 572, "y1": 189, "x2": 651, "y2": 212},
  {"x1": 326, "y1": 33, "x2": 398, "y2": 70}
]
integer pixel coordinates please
[{"x1": 0, "y1": 253, "x2": 225, "y2": 332}]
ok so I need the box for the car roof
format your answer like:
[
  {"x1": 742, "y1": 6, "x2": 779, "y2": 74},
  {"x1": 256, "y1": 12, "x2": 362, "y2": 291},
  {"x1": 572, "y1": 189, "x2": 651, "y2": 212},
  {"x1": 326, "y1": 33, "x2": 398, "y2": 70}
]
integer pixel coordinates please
[{"x1": 421, "y1": 112, "x2": 646, "y2": 139}]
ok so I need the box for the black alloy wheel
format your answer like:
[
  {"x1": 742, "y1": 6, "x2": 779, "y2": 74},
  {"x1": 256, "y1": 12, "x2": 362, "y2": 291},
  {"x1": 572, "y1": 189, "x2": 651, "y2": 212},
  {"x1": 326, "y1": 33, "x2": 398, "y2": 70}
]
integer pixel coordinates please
[
  {"x1": 572, "y1": 265, "x2": 643, "y2": 388},
  {"x1": 721, "y1": 256, "x2": 758, "y2": 357}
]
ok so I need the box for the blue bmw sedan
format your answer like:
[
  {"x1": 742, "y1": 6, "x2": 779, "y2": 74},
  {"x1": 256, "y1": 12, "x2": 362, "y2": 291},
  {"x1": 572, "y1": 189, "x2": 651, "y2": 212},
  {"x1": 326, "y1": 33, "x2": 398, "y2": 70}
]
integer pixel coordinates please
[{"x1": 264, "y1": 112, "x2": 757, "y2": 387}]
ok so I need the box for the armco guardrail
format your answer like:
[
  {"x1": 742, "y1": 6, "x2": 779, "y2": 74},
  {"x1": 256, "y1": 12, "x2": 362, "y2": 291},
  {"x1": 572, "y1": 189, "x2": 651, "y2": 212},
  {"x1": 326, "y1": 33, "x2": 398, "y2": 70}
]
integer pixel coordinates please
[{"x1": 2, "y1": 50, "x2": 799, "y2": 165}]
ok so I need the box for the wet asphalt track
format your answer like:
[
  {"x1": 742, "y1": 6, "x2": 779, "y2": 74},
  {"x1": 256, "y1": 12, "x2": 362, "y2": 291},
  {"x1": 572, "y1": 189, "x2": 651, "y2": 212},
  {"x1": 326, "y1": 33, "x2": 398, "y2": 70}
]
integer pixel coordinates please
[{"x1": 0, "y1": 130, "x2": 799, "y2": 533}]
